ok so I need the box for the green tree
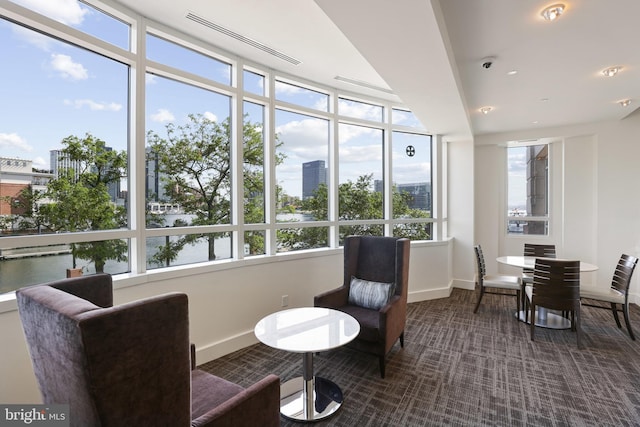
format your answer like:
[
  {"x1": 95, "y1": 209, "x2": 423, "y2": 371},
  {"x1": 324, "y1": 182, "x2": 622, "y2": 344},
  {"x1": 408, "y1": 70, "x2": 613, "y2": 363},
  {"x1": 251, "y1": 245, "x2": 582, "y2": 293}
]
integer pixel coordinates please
[
  {"x1": 39, "y1": 134, "x2": 128, "y2": 272},
  {"x1": 147, "y1": 113, "x2": 282, "y2": 265},
  {"x1": 280, "y1": 174, "x2": 430, "y2": 249}
]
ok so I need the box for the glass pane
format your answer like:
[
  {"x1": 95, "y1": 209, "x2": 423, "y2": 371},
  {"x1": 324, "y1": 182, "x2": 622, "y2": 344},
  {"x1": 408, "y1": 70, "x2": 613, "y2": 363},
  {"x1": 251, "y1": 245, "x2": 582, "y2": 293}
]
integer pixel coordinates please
[
  {"x1": 338, "y1": 225, "x2": 383, "y2": 245},
  {"x1": 9, "y1": 0, "x2": 130, "y2": 50},
  {"x1": 145, "y1": 74, "x2": 232, "y2": 229},
  {"x1": 338, "y1": 98, "x2": 383, "y2": 121},
  {"x1": 0, "y1": 19, "x2": 129, "y2": 236},
  {"x1": 0, "y1": 240, "x2": 129, "y2": 292},
  {"x1": 146, "y1": 233, "x2": 231, "y2": 269},
  {"x1": 244, "y1": 101, "x2": 265, "y2": 224},
  {"x1": 275, "y1": 109, "x2": 329, "y2": 223},
  {"x1": 277, "y1": 227, "x2": 329, "y2": 252},
  {"x1": 507, "y1": 219, "x2": 548, "y2": 235},
  {"x1": 507, "y1": 144, "x2": 549, "y2": 235},
  {"x1": 244, "y1": 69, "x2": 265, "y2": 96},
  {"x1": 146, "y1": 34, "x2": 231, "y2": 85},
  {"x1": 393, "y1": 222, "x2": 432, "y2": 240},
  {"x1": 392, "y1": 109, "x2": 425, "y2": 128},
  {"x1": 275, "y1": 80, "x2": 329, "y2": 112},
  {"x1": 244, "y1": 230, "x2": 265, "y2": 256},
  {"x1": 338, "y1": 123, "x2": 383, "y2": 220},
  {"x1": 392, "y1": 132, "x2": 432, "y2": 225}
]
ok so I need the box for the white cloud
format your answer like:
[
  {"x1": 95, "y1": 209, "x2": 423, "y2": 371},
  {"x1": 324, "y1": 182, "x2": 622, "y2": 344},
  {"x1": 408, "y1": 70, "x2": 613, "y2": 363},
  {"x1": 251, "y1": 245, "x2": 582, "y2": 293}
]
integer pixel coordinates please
[
  {"x1": 63, "y1": 99, "x2": 122, "y2": 111},
  {"x1": 337, "y1": 100, "x2": 382, "y2": 121},
  {"x1": 339, "y1": 145, "x2": 382, "y2": 163},
  {"x1": 50, "y1": 53, "x2": 88, "y2": 80},
  {"x1": 13, "y1": 0, "x2": 88, "y2": 26},
  {"x1": 12, "y1": 25, "x2": 53, "y2": 51},
  {"x1": 150, "y1": 109, "x2": 175, "y2": 123},
  {"x1": 203, "y1": 111, "x2": 218, "y2": 122},
  {"x1": 0, "y1": 133, "x2": 33, "y2": 152},
  {"x1": 276, "y1": 118, "x2": 329, "y2": 162},
  {"x1": 32, "y1": 156, "x2": 47, "y2": 169}
]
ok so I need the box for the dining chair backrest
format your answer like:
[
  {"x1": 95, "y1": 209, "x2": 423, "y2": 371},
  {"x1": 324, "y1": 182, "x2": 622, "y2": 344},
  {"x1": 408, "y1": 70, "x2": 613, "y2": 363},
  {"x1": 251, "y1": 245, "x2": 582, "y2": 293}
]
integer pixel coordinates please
[
  {"x1": 474, "y1": 245, "x2": 487, "y2": 284},
  {"x1": 532, "y1": 258, "x2": 580, "y2": 311},
  {"x1": 612, "y1": 254, "x2": 638, "y2": 300},
  {"x1": 523, "y1": 243, "x2": 556, "y2": 275}
]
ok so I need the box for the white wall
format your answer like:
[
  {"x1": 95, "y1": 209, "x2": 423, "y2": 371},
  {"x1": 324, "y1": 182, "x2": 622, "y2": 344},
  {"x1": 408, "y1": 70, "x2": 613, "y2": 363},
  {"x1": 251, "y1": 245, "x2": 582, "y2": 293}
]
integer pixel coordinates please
[
  {"x1": 0, "y1": 240, "x2": 453, "y2": 403},
  {"x1": 475, "y1": 113, "x2": 640, "y2": 300}
]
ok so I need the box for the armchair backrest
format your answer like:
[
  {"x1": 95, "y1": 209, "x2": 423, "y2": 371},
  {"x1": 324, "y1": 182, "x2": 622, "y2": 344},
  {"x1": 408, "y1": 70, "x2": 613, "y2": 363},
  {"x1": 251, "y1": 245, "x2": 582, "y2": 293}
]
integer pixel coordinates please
[
  {"x1": 16, "y1": 274, "x2": 192, "y2": 427},
  {"x1": 343, "y1": 235, "x2": 410, "y2": 299}
]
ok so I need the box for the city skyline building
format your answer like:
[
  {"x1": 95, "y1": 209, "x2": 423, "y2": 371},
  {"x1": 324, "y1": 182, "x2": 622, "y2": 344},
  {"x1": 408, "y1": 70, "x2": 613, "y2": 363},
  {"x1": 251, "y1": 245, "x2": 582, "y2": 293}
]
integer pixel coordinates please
[{"x1": 302, "y1": 160, "x2": 327, "y2": 200}]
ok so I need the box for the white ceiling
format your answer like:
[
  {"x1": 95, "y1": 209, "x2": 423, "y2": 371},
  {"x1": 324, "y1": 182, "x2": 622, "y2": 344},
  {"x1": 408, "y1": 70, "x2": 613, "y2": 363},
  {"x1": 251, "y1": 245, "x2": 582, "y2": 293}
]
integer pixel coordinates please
[{"x1": 114, "y1": 0, "x2": 640, "y2": 142}]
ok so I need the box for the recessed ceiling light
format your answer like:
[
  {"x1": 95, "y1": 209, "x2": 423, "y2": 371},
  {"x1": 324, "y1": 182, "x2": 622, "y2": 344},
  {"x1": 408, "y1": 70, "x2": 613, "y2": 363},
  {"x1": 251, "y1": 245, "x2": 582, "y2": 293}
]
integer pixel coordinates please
[
  {"x1": 541, "y1": 4, "x2": 565, "y2": 21},
  {"x1": 479, "y1": 106, "x2": 493, "y2": 115},
  {"x1": 618, "y1": 99, "x2": 632, "y2": 107},
  {"x1": 540, "y1": 98, "x2": 549, "y2": 102},
  {"x1": 507, "y1": 70, "x2": 518, "y2": 76},
  {"x1": 602, "y1": 66, "x2": 622, "y2": 77}
]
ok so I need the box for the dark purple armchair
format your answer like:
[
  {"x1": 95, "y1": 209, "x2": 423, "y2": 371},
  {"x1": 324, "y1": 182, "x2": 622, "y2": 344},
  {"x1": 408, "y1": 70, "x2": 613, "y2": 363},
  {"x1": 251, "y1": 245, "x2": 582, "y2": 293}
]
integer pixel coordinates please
[
  {"x1": 16, "y1": 273, "x2": 280, "y2": 427},
  {"x1": 314, "y1": 236, "x2": 410, "y2": 378}
]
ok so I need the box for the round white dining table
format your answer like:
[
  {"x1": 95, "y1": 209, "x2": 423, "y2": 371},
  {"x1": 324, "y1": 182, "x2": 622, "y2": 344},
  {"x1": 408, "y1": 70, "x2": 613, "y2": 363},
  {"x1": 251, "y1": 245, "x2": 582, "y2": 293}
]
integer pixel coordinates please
[
  {"x1": 496, "y1": 256, "x2": 598, "y2": 272},
  {"x1": 496, "y1": 255, "x2": 598, "y2": 329}
]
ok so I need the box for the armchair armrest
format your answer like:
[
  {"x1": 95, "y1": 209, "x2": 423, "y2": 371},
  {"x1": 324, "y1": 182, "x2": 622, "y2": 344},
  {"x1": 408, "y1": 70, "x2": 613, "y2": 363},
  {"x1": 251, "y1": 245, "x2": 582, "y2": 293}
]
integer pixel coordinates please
[
  {"x1": 191, "y1": 374, "x2": 280, "y2": 427},
  {"x1": 314, "y1": 286, "x2": 349, "y2": 308},
  {"x1": 378, "y1": 295, "x2": 405, "y2": 344}
]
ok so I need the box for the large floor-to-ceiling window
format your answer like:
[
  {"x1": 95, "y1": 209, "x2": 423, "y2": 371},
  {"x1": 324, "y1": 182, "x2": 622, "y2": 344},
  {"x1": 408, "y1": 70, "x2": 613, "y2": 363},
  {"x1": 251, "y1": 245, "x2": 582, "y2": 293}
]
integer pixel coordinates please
[{"x1": 0, "y1": 0, "x2": 437, "y2": 292}]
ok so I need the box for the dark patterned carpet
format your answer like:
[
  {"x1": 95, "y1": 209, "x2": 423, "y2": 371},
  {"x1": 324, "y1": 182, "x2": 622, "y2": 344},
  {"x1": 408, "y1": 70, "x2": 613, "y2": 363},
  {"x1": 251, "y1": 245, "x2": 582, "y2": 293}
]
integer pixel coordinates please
[{"x1": 199, "y1": 288, "x2": 640, "y2": 426}]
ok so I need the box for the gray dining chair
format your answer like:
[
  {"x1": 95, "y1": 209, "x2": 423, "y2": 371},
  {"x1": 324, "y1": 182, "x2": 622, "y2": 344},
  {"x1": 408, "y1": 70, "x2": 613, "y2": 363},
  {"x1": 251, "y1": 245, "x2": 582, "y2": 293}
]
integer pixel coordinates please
[
  {"x1": 473, "y1": 245, "x2": 521, "y2": 314},
  {"x1": 580, "y1": 254, "x2": 638, "y2": 340}
]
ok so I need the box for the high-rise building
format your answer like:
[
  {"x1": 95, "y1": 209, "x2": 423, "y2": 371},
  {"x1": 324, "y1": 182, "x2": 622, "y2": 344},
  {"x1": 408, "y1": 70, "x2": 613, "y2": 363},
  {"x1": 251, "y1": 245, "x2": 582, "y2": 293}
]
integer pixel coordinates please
[
  {"x1": 145, "y1": 146, "x2": 167, "y2": 202},
  {"x1": 0, "y1": 157, "x2": 53, "y2": 215},
  {"x1": 302, "y1": 160, "x2": 327, "y2": 199}
]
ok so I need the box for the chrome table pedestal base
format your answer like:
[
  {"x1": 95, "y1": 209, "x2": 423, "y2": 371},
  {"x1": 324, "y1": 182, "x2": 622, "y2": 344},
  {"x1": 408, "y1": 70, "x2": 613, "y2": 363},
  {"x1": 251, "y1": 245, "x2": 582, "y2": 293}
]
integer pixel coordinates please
[{"x1": 516, "y1": 309, "x2": 571, "y2": 329}]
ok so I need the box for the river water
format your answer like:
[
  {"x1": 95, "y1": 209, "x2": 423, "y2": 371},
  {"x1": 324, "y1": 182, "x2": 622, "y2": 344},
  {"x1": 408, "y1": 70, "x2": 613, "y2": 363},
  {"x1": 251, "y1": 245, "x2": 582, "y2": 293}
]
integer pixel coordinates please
[{"x1": 0, "y1": 213, "x2": 312, "y2": 293}]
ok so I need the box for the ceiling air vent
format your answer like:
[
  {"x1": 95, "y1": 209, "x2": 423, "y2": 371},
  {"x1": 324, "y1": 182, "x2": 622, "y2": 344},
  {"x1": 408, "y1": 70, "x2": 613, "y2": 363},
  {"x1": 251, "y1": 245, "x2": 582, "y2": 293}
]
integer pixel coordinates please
[{"x1": 185, "y1": 12, "x2": 301, "y2": 66}]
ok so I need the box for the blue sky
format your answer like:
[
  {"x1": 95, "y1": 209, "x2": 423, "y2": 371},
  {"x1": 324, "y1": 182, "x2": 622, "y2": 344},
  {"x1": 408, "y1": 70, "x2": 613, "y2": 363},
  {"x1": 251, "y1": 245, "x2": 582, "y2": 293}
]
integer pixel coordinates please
[{"x1": 2, "y1": 0, "x2": 431, "y2": 199}]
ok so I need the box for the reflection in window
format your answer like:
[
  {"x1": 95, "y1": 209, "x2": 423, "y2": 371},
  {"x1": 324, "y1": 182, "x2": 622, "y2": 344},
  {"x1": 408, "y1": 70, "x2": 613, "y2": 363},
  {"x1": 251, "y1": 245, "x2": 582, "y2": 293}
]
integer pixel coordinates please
[
  {"x1": 275, "y1": 80, "x2": 329, "y2": 112},
  {"x1": 507, "y1": 145, "x2": 549, "y2": 235},
  {"x1": 146, "y1": 34, "x2": 231, "y2": 85}
]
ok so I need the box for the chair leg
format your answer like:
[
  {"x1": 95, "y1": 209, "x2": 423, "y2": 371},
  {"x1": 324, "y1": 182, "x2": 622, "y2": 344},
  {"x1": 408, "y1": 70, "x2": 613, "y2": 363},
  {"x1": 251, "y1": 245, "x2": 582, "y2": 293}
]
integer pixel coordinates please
[
  {"x1": 516, "y1": 290, "x2": 521, "y2": 316},
  {"x1": 379, "y1": 356, "x2": 386, "y2": 379},
  {"x1": 473, "y1": 287, "x2": 485, "y2": 313},
  {"x1": 399, "y1": 332, "x2": 405, "y2": 348},
  {"x1": 622, "y1": 303, "x2": 636, "y2": 341},
  {"x1": 611, "y1": 303, "x2": 622, "y2": 328},
  {"x1": 530, "y1": 302, "x2": 536, "y2": 341},
  {"x1": 575, "y1": 309, "x2": 583, "y2": 349}
]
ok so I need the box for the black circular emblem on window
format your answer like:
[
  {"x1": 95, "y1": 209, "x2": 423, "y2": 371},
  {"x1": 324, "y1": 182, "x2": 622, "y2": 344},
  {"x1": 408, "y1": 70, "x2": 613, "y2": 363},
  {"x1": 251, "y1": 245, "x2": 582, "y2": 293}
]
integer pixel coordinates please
[{"x1": 406, "y1": 145, "x2": 415, "y2": 157}]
